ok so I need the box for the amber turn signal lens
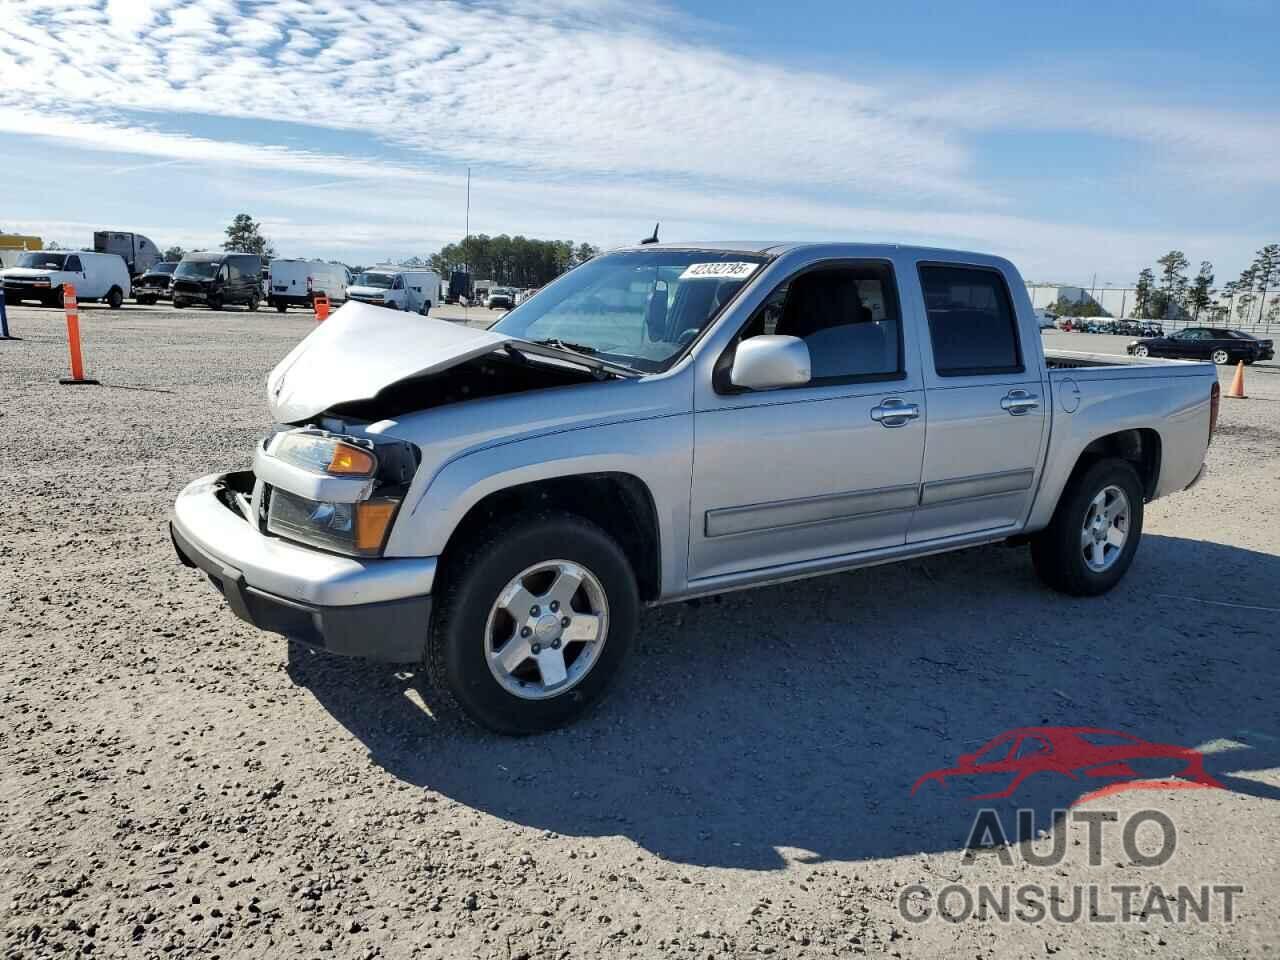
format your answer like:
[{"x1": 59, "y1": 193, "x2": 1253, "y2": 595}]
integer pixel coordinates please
[
  {"x1": 328, "y1": 443, "x2": 376, "y2": 476},
  {"x1": 354, "y1": 499, "x2": 398, "y2": 552}
]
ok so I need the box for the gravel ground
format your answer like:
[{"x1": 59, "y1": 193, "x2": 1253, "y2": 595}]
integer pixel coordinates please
[{"x1": 2, "y1": 302, "x2": 1278, "y2": 959}]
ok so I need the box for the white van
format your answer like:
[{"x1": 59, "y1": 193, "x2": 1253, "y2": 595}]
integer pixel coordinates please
[
  {"x1": 347, "y1": 267, "x2": 440, "y2": 314},
  {"x1": 268, "y1": 259, "x2": 350, "y2": 313},
  {"x1": 1, "y1": 250, "x2": 131, "y2": 308}
]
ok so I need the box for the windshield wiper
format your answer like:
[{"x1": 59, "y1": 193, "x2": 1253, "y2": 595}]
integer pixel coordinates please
[
  {"x1": 508, "y1": 338, "x2": 640, "y2": 379},
  {"x1": 532, "y1": 338, "x2": 600, "y2": 356}
]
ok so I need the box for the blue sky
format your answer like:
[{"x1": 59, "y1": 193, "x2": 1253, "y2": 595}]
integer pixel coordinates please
[{"x1": 1, "y1": 0, "x2": 1277, "y2": 283}]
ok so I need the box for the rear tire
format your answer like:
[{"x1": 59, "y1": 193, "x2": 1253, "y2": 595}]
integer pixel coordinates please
[
  {"x1": 107, "y1": 287, "x2": 124, "y2": 309},
  {"x1": 1031, "y1": 458, "x2": 1144, "y2": 596},
  {"x1": 1133, "y1": 345, "x2": 1149, "y2": 358},
  {"x1": 276, "y1": 303, "x2": 288, "y2": 314},
  {"x1": 426, "y1": 512, "x2": 638, "y2": 734},
  {"x1": 209, "y1": 295, "x2": 223, "y2": 311},
  {"x1": 248, "y1": 292, "x2": 260, "y2": 312},
  {"x1": 173, "y1": 298, "x2": 187, "y2": 309},
  {"x1": 1211, "y1": 349, "x2": 1229, "y2": 365}
]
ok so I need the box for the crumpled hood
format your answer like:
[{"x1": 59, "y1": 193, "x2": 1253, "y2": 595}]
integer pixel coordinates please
[{"x1": 266, "y1": 300, "x2": 512, "y2": 422}]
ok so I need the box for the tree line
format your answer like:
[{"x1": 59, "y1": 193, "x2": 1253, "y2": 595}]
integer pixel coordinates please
[
  {"x1": 428, "y1": 235, "x2": 599, "y2": 288},
  {"x1": 1130, "y1": 244, "x2": 1279, "y2": 324}
]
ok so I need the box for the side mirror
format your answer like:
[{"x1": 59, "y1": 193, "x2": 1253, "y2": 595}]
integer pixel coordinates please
[{"x1": 730, "y1": 335, "x2": 811, "y2": 390}]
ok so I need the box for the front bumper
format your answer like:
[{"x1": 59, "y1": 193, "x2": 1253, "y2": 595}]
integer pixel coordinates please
[
  {"x1": 170, "y1": 472, "x2": 436, "y2": 662},
  {"x1": 4, "y1": 281, "x2": 53, "y2": 298}
]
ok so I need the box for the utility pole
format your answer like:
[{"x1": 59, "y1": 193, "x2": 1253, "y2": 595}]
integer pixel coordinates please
[{"x1": 465, "y1": 166, "x2": 471, "y2": 243}]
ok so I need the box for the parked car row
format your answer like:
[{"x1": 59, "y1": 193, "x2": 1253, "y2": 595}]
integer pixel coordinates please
[
  {"x1": 2, "y1": 250, "x2": 445, "y2": 317},
  {"x1": 1051, "y1": 317, "x2": 1165, "y2": 336}
]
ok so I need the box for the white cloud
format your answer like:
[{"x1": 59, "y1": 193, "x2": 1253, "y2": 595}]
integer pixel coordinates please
[{"x1": 2, "y1": 0, "x2": 985, "y2": 201}]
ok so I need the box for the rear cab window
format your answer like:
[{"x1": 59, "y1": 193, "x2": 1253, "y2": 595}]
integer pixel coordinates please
[{"x1": 919, "y1": 264, "x2": 1023, "y2": 376}]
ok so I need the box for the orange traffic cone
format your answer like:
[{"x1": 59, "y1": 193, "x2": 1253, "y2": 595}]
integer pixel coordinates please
[
  {"x1": 314, "y1": 292, "x2": 330, "y2": 322},
  {"x1": 1226, "y1": 360, "x2": 1247, "y2": 399},
  {"x1": 59, "y1": 283, "x2": 100, "y2": 386}
]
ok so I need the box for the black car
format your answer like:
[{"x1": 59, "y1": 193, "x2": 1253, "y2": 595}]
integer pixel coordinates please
[
  {"x1": 133, "y1": 261, "x2": 178, "y2": 304},
  {"x1": 1127, "y1": 326, "x2": 1274, "y2": 365},
  {"x1": 172, "y1": 252, "x2": 263, "y2": 311}
]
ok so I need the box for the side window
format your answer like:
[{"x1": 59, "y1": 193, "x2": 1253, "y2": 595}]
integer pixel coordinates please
[
  {"x1": 393, "y1": 276, "x2": 404, "y2": 290},
  {"x1": 919, "y1": 265, "x2": 1022, "y2": 376},
  {"x1": 65, "y1": 255, "x2": 83, "y2": 272},
  {"x1": 728, "y1": 261, "x2": 903, "y2": 387}
]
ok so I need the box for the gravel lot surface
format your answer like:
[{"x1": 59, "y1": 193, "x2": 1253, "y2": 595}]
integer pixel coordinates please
[{"x1": 2, "y1": 301, "x2": 1278, "y2": 959}]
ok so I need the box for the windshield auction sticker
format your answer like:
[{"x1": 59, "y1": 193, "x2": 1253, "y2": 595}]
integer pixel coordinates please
[{"x1": 679, "y1": 261, "x2": 760, "y2": 281}]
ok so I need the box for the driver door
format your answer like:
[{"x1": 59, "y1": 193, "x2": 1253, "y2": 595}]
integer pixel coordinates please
[{"x1": 688, "y1": 259, "x2": 925, "y2": 582}]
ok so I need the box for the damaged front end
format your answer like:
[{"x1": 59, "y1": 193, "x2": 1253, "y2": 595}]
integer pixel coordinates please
[{"x1": 251, "y1": 427, "x2": 420, "y2": 558}]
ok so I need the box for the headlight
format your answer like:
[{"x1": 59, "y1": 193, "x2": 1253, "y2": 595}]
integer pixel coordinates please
[
  {"x1": 269, "y1": 431, "x2": 376, "y2": 477},
  {"x1": 267, "y1": 489, "x2": 401, "y2": 557}
]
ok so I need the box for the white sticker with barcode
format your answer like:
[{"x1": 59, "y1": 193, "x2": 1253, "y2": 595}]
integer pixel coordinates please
[{"x1": 678, "y1": 261, "x2": 760, "y2": 281}]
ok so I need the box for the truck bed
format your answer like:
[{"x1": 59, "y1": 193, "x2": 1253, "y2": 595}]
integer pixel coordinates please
[{"x1": 1044, "y1": 349, "x2": 1207, "y2": 372}]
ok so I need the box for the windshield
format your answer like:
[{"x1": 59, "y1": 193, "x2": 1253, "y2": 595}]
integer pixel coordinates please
[
  {"x1": 175, "y1": 260, "x2": 218, "y2": 279},
  {"x1": 150, "y1": 262, "x2": 177, "y2": 275},
  {"x1": 492, "y1": 250, "x2": 767, "y2": 373},
  {"x1": 16, "y1": 252, "x2": 67, "y2": 270},
  {"x1": 356, "y1": 272, "x2": 394, "y2": 289}
]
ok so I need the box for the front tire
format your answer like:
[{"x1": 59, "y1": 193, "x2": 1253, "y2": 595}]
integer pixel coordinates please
[
  {"x1": 427, "y1": 513, "x2": 638, "y2": 734},
  {"x1": 1133, "y1": 345, "x2": 1149, "y2": 358},
  {"x1": 107, "y1": 286, "x2": 124, "y2": 309},
  {"x1": 1031, "y1": 458, "x2": 1144, "y2": 596},
  {"x1": 248, "y1": 292, "x2": 260, "y2": 312}
]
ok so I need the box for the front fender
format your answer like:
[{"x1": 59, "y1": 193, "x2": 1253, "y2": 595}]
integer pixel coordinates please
[{"x1": 382, "y1": 414, "x2": 694, "y2": 597}]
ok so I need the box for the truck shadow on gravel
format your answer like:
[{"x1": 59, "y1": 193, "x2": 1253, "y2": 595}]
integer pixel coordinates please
[{"x1": 287, "y1": 534, "x2": 1280, "y2": 870}]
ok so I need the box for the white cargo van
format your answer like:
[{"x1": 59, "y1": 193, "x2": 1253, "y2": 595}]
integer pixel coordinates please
[
  {"x1": 347, "y1": 267, "x2": 440, "y2": 314},
  {"x1": 268, "y1": 260, "x2": 350, "y2": 313},
  {"x1": 2, "y1": 250, "x2": 131, "y2": 308}
]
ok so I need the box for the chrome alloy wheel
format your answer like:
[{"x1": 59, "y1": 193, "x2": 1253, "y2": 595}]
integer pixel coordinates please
[
  {"x1": 1081, "y1": 485, "x2": 1130, "y2": 572},
  {"x1": 484, "y1": 560, "x2": 609, "y2": 700},
  {"x1": 1211, "y1": 349, "x2": 1229, "y2": 365},
  {"x1": 1133, "y1": 345, "x2": 1149, "y2": 357}
]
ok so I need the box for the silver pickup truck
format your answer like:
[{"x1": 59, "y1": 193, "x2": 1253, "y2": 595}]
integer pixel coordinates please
[{"x1": 171, "y1": 242, "x2": 1219, "y2": 733}]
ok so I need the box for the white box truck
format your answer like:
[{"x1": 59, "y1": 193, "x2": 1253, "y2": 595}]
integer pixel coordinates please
[{"x1": 94, "y1": 231, "x2": 160, "y2": 277}]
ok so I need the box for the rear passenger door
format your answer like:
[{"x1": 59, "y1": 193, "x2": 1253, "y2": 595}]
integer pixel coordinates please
[{"x1": 907, "y1": 262, "x2": 1048, "y2": 544}]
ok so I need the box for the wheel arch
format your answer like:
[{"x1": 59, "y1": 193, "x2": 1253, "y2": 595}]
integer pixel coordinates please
[
  {"x1": 1068, "y1": 428, "x2": 1162, "y2": 502},
  {"x1": 435, "y1": 472, "x2": 662, "y2": 603}
]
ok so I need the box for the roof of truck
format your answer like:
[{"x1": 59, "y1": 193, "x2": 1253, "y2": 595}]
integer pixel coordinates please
[{"x1": 613, "y1": 241, "x2": 1003, "y2": 261}]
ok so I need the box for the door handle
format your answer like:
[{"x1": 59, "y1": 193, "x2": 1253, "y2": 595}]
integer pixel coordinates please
[
  {"x1": 870, "y1": 397, "x2": 920, "y2": 427},
  {"x1": 1001, "y1": 390, "x2": 1040, "y2": 415}
]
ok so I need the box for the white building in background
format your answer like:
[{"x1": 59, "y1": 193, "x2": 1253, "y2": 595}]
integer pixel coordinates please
[
  {"x1": 1026, "y1": 281, "x2": 1280, "y2": 329},
  {"x1": 1026, "y1": 282, "x2": 1150, "y2": 319}
]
